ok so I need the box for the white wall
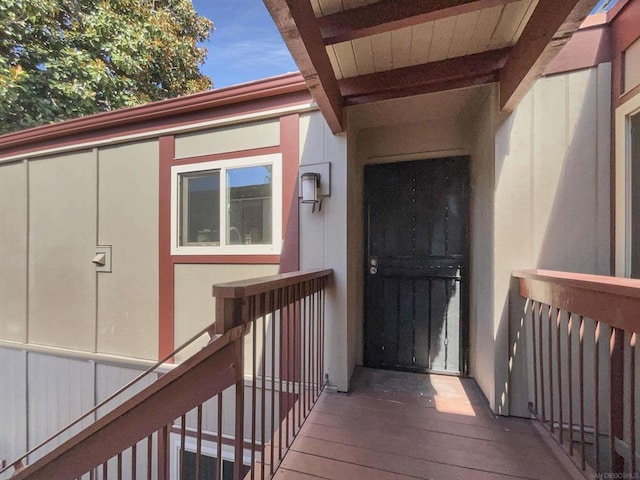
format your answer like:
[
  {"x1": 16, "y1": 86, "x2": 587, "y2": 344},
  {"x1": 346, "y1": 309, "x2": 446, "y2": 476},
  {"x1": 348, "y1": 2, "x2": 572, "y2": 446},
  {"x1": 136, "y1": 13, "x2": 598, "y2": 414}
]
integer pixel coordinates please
[
  {"x1": 465, "y1": 88, "x2": 498, "y2": 410},
  {"x1": 298, "y1": 111, "x2": 349, "y2": 391}
]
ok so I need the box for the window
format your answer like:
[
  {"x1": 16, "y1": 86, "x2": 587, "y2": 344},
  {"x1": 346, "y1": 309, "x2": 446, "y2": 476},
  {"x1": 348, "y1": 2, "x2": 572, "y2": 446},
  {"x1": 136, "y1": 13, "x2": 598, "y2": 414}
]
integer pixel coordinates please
[{"x1": 171, "y1": 154, "x2": 282, "y2": 255}]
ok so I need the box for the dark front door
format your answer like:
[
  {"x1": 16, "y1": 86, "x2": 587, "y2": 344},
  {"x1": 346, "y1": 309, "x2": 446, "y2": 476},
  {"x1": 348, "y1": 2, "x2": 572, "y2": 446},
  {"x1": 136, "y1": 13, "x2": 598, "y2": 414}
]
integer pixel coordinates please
[{"x1": 364, "y1": 157, "x2": 469, "y2": 375}]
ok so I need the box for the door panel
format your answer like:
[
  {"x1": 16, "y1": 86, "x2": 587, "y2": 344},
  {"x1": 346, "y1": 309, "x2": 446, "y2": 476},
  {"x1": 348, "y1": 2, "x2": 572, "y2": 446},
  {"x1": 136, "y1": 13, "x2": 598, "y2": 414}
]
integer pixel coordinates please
[{"x1": 364, "y1": 158, "x2": 469, "y2": 374}]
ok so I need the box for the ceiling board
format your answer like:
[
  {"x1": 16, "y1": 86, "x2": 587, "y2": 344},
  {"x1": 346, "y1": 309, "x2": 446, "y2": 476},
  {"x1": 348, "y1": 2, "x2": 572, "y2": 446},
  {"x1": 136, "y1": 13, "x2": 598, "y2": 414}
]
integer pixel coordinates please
[
  {"x1": 391, "y1": 27, "x2": 413, "y2": 67},
  {"x1": 429, "y1": 16, "x2": 457, "y2": 61},
  {"x1": 409, "y1": 22, "x2": 435, "y2": 65},
  {"x1": 471, "y1": 5, "x2": 505, "y2": 50},
  {"x1": 333, "y1": 42, "x2": 360, "y2": 77},
  {"x1": 448, "y1": 10, "x2": 483, "y2": 58},
  {"x1": 352, "y1": 37, "x2": 376, "y2": 75},
  {"x1": 489, "y1": 0, "x2": 532, "y2": 48},
  {"x1": 371, "y1": 31, "x2": 394, "y2": 71}
]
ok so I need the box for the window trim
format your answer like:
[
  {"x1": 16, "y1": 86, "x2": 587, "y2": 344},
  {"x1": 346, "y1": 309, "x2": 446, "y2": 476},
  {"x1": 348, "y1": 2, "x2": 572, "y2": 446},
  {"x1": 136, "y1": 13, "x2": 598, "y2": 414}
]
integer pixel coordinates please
[
  {"x1": 170, "y1": 153, "x2": 282, "y2": 256},
  {"x1": 615, "y1": 93, "x2": 640, "y2": 276}
]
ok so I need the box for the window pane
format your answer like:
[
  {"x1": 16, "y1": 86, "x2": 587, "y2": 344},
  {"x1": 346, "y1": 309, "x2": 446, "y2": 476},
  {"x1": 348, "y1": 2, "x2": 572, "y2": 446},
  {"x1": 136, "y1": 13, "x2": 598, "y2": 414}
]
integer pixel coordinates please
[
  {"x1": 181, "y1": 171, "x2": 220, "y2": 245},
  {"x1": 226, "y1": 165, "x2": 272, "y2": 245},
  {"x1": 631, "y1": 113, "x2": 640, "y2": 277},
  {"x1": 183, "y1": 450, "x2": 218, "y2": 479}
]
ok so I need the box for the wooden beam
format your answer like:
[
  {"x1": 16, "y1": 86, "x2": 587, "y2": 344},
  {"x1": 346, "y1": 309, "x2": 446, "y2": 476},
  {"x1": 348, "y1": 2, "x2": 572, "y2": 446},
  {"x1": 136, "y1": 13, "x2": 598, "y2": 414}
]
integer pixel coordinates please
[
  {"x1": 339, "y1": 48, "x2": 510, "y2": 99},
  {"x1": 264, "y1": 0, "x2": 344, "y2": 133},
  {"x1": 500, "y1": 0, "x2": 599, "y2": 112},
  {"x1": 318, "y1": 0, "x2": 520, "y2": 45},
  {"x1": 344, "y1": 74, "x2": 499, "y2": 105}
]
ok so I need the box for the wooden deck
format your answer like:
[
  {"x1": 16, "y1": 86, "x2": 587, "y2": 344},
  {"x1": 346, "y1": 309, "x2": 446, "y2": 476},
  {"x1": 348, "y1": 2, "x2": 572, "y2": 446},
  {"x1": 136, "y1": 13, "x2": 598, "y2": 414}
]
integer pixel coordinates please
[{"x1": 273, "y1": 367, "x2": 581, "y2": 480}]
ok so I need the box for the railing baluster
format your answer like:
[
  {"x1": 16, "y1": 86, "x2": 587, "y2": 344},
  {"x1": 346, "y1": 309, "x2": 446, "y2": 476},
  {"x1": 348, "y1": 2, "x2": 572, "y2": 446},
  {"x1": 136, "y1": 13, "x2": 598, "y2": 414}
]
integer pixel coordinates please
[
  {"x1": 594, "y1": 320, "x2": 601, "y2": 473},
  {"x1": 567, "y1": 312, "x2": 574, "y2": 458},
  {"x1": 296, "y1": 283, "x2": 301, "y2": 433},
  {"x1": 531, "y1": 301, "x2": 539, "y2": 418},
  {"x1": 260, "y1": 292, "x2": 267, "y2": 480},
  {"x1": 611, "y1": 326, "x2": 625, "y2": 473},
  {"x1": 539, "y1": 302, "x2": 546, "y2": 423},
  {"x1": 131, "y1": 443, "x2": 137, "y2": 480},
  {"x1": 286, "y1": 285, "x2": 292, "y2": 447},
  {"x1": 195, "y1": 404, "x2": 202, "y2": 480},
  {"x1": 234, "y1": 336, "x2": 245, "y2": 480},
  {"x1": 631, "y1": 332, "x2": 637, "y2": 474},
  {"x1": 146, "y1": 434, "x2": 152, "y2": 480},
  {"x1": 270, "y1": 289, "x2": 276, "y2": 476},
  {"x1": 278, "y1": 287, "x2": 283, "y2": 463},
  {"x1": 251, "y1": 295, "x2": 257, "y2": 479},
  {"x1": 556, "y1": 308, "x2": 563, "y2": 444},
  {"x1": 179, "y1": 414, "x2": 186, "y2": 480},
  {"x1": 579, "y1": 316, "x2": 586, "y2": 471},
  {"x1": 549, "y1": 306, "x2": 555, "y2": 434},
  {"x1": 216, "y1": 393, "x2": 223, "y2": 480}
]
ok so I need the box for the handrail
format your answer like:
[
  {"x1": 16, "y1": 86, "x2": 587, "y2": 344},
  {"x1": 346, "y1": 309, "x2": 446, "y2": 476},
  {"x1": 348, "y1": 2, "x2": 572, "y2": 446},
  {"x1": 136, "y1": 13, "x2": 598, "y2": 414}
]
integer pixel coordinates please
[
  {"x1": 0, "y1": 320, "x2": 218, "y2": 476},
  {"x1": 513, "y1": 269, "x2": 640, "y2": 333},
  {"x1": 513, "y1": 269, "x2": 639, "y2": 475},
  {"x1": 213, "y1": 268, "x2": 333, "y2": 299}
]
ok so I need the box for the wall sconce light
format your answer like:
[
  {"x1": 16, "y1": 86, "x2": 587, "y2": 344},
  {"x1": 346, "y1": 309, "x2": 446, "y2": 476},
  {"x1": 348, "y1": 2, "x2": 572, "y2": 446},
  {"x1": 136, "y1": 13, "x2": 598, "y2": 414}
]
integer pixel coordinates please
[{"x1": 299, "y1": 162, "x2": 331, "y2": 213}]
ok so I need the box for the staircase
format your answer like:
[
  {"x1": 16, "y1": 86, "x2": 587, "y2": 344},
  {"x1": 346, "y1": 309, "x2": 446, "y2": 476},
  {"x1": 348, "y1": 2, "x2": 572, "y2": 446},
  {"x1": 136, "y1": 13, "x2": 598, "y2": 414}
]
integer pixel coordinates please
[{"x1": 0, "y1": 269, "x2": 332, "y2": 480}]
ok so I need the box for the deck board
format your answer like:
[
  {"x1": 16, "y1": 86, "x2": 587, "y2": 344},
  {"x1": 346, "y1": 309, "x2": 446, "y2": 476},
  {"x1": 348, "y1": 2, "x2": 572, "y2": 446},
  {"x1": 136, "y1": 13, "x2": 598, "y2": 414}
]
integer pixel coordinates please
[{"x1": 275, "y1": 368, "x2": 580, "y2": 480}]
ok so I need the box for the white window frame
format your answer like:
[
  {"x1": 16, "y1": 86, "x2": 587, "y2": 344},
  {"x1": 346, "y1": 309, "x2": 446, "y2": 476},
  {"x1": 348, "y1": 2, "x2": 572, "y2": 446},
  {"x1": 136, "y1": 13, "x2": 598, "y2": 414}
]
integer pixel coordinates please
[
  {"x1": 615, "y1": 94, "x2": 640, "y2": 276},
  {"x1": 171, "y1": 153, "x2": 282, "y2": 256}
]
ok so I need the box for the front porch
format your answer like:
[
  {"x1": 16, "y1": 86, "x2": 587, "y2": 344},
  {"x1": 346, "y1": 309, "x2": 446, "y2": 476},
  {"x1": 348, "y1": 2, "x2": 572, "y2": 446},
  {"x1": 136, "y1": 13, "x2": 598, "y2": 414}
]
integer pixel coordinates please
[{"x1": 276, "y1": 367, "x2": 578, "y2": 480}]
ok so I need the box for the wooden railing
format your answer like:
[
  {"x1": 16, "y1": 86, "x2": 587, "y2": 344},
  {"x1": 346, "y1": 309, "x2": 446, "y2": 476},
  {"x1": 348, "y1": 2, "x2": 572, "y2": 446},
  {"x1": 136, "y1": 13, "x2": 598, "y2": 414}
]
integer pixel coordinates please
[
  {"x1": 0, "y1": 268, "x2": 332, "y2": 480},
  {"x1": 513, "y1": 270, "x2": 640, "y2": 476}
]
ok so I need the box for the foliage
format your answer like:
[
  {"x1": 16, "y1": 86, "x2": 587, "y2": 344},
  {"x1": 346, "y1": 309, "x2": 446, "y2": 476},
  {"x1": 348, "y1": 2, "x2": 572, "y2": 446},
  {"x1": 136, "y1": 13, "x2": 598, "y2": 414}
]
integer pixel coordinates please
[{"x1": 0, "y1": 0, "x2": 213, "y2": 134}]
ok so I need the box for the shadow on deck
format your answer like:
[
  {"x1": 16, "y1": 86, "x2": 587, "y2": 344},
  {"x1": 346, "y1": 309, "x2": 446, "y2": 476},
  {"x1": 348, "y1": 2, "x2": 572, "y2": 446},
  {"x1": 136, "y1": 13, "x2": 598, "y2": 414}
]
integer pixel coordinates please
[{"x1": 274, "y1": 367, "x2": 583, "y2": 480}]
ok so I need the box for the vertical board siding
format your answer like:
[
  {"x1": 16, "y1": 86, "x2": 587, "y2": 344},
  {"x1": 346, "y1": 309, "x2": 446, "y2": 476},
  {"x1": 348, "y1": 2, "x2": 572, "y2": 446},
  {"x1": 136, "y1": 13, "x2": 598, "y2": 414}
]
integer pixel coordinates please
[
  {"x1": 0, "y1": 162, "x2": 27, "y2": 342},
  {"x1": 97, "y1": 141, "x2": 159, "y2": 360},
  {"x1": 95, "y1": 363, "x2": 151, "y2": 419},
  {"x1": 26, "y1": 353, "x2": 94, "y2": 461},
  {"x1": 0, "y1": 348, "x2": 27, "y2": 470},
  {"x1": 28, "y1": 151, "x2": 97, "y2": 352},
  {"x1": 497, "y1": 66, "x2": 612, "y2": 417}
]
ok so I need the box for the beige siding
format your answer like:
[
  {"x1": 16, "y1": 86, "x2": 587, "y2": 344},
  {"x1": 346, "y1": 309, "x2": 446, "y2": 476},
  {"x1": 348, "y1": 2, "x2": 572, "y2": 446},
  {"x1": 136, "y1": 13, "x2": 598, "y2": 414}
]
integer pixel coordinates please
[
  {"x1": 496, "y1": 66, "x2": 611, "y2": 416},
  {"x1": 97, "y1": 141, "x2": 159, "y2": 360},
  {"x1": 625, "y1": 38, "x2": 640, "y2": 93},
  {"x1": 28, "y1": 151, "x2": 97, "y2": 351},
  {"x1": 174, "y1": 120, "x2": 280, "y2": 159},
  {"x1": 0, "y1": 162, "x2": 27, "y2": 342},
  {"x1": 173, "y1": 264, "x2": 279, "y2": 361}
]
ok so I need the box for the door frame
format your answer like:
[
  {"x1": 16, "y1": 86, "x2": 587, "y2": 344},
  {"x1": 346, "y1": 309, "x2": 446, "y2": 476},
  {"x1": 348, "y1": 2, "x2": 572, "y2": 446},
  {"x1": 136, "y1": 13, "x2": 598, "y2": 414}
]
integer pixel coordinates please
[{"x1": 362, "y1": 156, "x2": 471, "y2": 376}]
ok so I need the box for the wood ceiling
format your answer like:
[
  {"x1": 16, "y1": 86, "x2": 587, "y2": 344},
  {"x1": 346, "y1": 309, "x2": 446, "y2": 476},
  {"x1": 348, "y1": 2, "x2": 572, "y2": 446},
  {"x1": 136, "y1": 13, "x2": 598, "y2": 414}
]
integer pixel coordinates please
[{"x1": 264, "y1": 0, "x2": 599, "y2": 133}]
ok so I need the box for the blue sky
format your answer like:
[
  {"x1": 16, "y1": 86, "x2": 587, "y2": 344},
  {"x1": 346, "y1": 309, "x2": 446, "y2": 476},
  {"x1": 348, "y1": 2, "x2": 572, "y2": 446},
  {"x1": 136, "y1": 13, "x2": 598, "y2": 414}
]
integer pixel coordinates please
[{"x1": 191, "y1": 0, "x2": 299, "y2": 89}]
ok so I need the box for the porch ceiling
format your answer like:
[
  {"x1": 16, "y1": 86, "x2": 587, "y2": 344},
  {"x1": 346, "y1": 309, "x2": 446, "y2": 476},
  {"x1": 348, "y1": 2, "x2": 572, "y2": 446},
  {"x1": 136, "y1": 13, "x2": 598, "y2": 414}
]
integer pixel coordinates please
[{"x1": 264, "y1": 0, "x2": 600, "y2": 133}]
